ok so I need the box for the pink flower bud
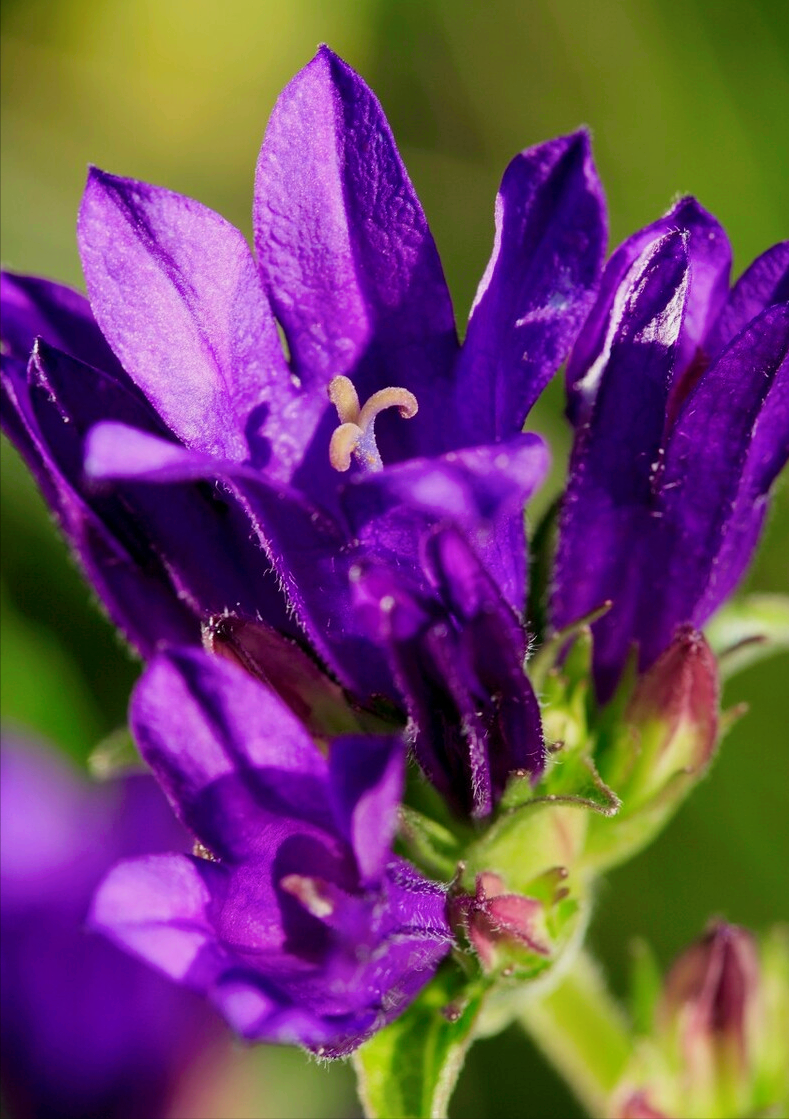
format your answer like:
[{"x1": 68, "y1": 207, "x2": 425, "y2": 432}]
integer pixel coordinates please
[
  {"x1": 660, "y1": 921, "x2": 760, "y2": 1080},
  {"x1": 621, "y1": 626, "x2": 719, "y2": 806}
]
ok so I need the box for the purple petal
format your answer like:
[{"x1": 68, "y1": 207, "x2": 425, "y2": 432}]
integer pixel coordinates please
[
  {"x1": 0, "y1": 270, "x2": 127, "y2": 383},
  {"x1": 328, "y1": 735, "x2": 405, "y2": 885},
  {"x1": 567, "y1": 197, "x2": 730, "y2": 426},
  {"x1": 424, "y1": 528, "x2": 546, "y2": 793},
  {"x1": 454, "y1": 131, "x2": 607, "y2": 442},
  {"x1": 642, "y1": 304, "x2": 789, "y2": 665},
  {"x1": 552, "y1": 231, "x2": 689, "y2": 701},
  {"x1": 31, "y1": 342, "x2": 294, "y2": 642},
  {"x1": 78, "y1": 169, "x2": 295, "y2": 466},
  {"x1": 342, "y1": 434, "x2": 550, "y2": 615},
  {"x1": 92, "y1": 853, "x2": 335, "y2": 1046},
  {"x1": 355, "y1": 527, "x2": 545, "y2": 817},
  {"x1": 92, "y1": 854, "x2": 222, "y2": 982},
  {"x1": 93, "y1": 849, "x2": 448, "y2": 1054},
  {"x1": 86, "y1": 421, "x2": 395, "y2": 700},
  {"x1": 131, "y1": 649, "x2": 335, "y2": 860},
  {"x1": 254, "y1": 46, "x2": 458, "y2": 466},
  {"x1": 706, "y1": 240, "x2": 789, "y2": 360},
  {"x1": 1, "y1": 351, "x2": 201, "y2": 654}
]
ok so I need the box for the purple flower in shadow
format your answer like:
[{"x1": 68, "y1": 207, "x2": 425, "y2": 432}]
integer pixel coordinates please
[
  {"x1": 0, "y1": 737, "x2": 225, "y2": 1119},
  {"x1": 91, "y1": 648, "x2": 453, "y2": 1056},
  {"x1": 552, "y1": 203, "x2": 788, "y2": 701}
]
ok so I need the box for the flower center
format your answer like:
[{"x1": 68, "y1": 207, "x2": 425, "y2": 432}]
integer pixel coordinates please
[{"x1": 327, "y1": 374, "x2": 418, "y2": 472}]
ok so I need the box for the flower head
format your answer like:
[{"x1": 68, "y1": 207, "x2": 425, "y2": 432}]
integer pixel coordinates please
[
  {"x1": 91, "y1": 648, "x2": 453, "y2": 1055},
  {"x1": 1, "y1": 47, "x2": 606, "y2": 814},
  {"x1": 0, "y1": 737, "x2": 224, "y2": 1119}
]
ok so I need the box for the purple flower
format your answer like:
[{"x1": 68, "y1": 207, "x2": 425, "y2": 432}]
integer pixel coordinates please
[
  {"x1": 0, "y1": 737, "x2": 224, "y2": 1119},
  {"x1": 353, "y1": 525, "x2": 545, "y2": 818},
  {"x1": 0, "y1": 48, "x2": 606, "y2": 810},
  {"x1": 91, "y1": 647, "x2": 453, "y2": 1056},
  {"x1": 552, "y1": 203, "x2": 789, "y2": 700}
]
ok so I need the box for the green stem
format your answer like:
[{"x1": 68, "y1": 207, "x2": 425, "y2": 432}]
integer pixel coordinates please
[{"x1": 517, "y1": 947, "x2": 632, "y2": 1117}]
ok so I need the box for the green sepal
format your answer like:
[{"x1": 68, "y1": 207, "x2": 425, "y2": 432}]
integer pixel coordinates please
[
  {"x1": 705, "y1": 593, "x2": 789, "y2": 680},
  {"x1": 528, "y1": 606, "x2": 609, "y2": 695},
  {"x1": 352, "y1": 960, "x2": 485, "y2": 1119},
  {"x1": 397, "y1": 806, "x2": 463, "y2": 881},
  {"x1": 88, "y1": 726, "x2": 144, "y2": 778},
  {"x1": 582, "y1": 769, "x2": 699, "y2": 874}
]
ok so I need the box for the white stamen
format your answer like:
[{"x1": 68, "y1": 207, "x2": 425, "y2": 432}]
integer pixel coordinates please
[{"x1": 327, "y1": 376, "x2": 419, "y2": 474}]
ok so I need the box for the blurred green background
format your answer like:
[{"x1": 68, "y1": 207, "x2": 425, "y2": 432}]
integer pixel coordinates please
[{"x1": 1, "y1": 1, "x2": 787, "y2": 1116}]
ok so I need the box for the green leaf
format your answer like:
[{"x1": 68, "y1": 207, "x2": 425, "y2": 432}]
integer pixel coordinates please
[
  {"x1": 705, "y1": 594, "x2": 789, "y2": 679},
  {"x1": 353, "y1": 963, "x2": 484, "y2": 1119}
]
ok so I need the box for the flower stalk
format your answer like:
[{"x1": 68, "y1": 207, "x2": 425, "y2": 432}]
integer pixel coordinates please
[{"x1": 515, "y1": 947, "x2": 632, "y2": 1116}]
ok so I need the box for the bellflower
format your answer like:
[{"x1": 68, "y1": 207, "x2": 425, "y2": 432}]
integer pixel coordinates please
[
  {"x1": 552, "y1": 202, "x2": 789, "y2": 700},
  {"x1": 0, "y1": 737, "x2": 224, "y2": 1119},
  {"x1": 0, "y1": 47, "x2": 607, "y2": 813},
  {"x1": 91, "y1": 647, "x2": 453, "y2": 1056}
]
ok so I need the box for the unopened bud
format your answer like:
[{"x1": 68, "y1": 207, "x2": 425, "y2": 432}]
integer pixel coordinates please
[
  {"x1": 614, "y1": 1091, "x2": 667, "y2": 1119},
  {"x1": 586, "y1": 628, "x2": 719, "y2": 872},
  {"x1": 623, "y1": 627, "x2": 718, "y2": 806},
  {"x1": 659, "y1": 922, "x2": 759, "y2": 1101},
  {"x1": 609, "y1": 923, "x2": 789, "y2": 1119},
  {"x1": 454, "y1": 872, "x2": 551, "y2": 977}
]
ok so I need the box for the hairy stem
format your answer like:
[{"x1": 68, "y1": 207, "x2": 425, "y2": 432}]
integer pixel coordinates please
[{"x1": 517, "y1": 947, "x2": 631, "y2": 1116}]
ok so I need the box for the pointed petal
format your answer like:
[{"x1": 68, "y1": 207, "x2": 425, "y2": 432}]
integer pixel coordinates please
[
  {"x1": 706, "y1": 240, "x2": 789, "y2": 360},
  {"x1": 92, "y1": 854, "x2": 223, "y2": 982},
  {"x1": 643, "y1": 304, "x2": 789, "y2": 664},
  {"x1": 0, "y1": 270, "x2": 126, "y2": 381},
  {"x1": 30, "y1": 342, "x2": 294, "y2": 640},
  {"x1": 254, "y1": 47, "x2": 458, "y2": 462},
  {"x1": 78, "y1": 169, "x2": 294, "y2": 465},
  {"x1": 342, "y1": 434, "x2": 550, "y2": 614},
  {"x1": 552, "y1": 231, "x2": 689, "y2": 701},
  {"x1": 328, "y1": 735, "x2": 405, "y2": 885},
  {"x1": 1, "y1": 349, "x2": 201, "y2": 654},
  {"x1": 131, "y1": 649, "x2": 333, "y2": 860},
  {"x1": 567, "y1": 197, "x2": 730, "y2": 425},
  {"x1": 424, "y1": 528, "x2": 546, "y2": 795},
  {"x1": 86, "y1": 420, "x2": 395, "y2": 700},
  {"x1": 454, "y1": 131, "x2": 607, "y2": 442}
]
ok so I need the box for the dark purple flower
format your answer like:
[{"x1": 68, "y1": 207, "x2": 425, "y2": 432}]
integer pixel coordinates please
[
  {"x1": 552, "y1": 203, "x2": 788, "y2": 700},
  {"x1": 91, "y1": 647, "x2": 453, "y2": 1056},
  {"x1": 1, "y1": 48, "x2": 606, "y2": 809},
  {"x1": 0, "y1": 737, "x2": 225, "y2": 1119},
  {"x1": 353, "y1": 525, "x2": 545, "y2": 818}
]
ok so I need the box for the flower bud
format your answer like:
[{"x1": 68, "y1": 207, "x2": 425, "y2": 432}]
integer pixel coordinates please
[
  {"x1": 622, "y1": 626, "x2": 718, "y2": 807},
  {"x1": 585, "y1": 627, "x2": 719, "y2": 872},
  {"x1": 659, "y1": 922, "x2": 759, "y2": 1111},
  {"x1": 610, "y1": 923, "x2": 789, "y2": 1119},
  {"x1": 461, "y1": 872, "x2": 550, "y2": 974},
  {"x1": 614, "y1": 1091, "x2": 667, "y2": 1119}
]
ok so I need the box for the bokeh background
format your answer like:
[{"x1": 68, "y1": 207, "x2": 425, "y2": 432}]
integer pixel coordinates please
[{"x1": 1, "y1": 1, "x2": 787, "y2": 1115}]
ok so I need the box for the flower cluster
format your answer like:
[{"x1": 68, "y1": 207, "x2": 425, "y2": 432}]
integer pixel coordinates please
[{"x1": 1, "y1": 45, "x2": 787, "y2": 1074}]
